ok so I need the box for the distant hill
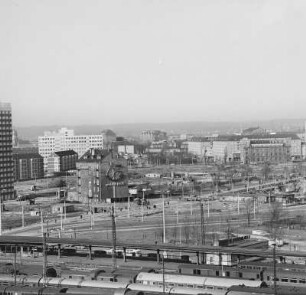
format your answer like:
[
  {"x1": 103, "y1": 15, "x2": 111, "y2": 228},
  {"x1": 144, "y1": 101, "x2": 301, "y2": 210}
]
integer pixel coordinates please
[{"x1": 14, "y1": 119, "x2": 306, "y2": 141}]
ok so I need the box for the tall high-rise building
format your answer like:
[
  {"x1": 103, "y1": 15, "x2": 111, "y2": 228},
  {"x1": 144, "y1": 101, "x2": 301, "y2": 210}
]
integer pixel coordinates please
[{"x1": 0, "y1": 103, "x2": 14, "y2": 200}]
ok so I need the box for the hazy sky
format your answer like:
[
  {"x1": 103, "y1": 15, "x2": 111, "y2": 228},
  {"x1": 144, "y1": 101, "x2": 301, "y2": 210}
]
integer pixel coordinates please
[{"x1": 1, "y1": 0, "x2": 306, "y2": 127}]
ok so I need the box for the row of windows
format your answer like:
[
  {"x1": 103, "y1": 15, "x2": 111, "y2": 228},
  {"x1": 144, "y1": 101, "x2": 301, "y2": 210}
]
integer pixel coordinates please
[
  {"x1": 266, "y1": 276, "x2": 306, "y2": 284},
  {"x1": 0, "y1": 157, "x2": 13, "y2": 161},
  {"x1": 139, "y1": 280, "x2": 225, "y2": 291},
  {"x1": 0, "y1": 174, "x2": 14, "y2": 179}
]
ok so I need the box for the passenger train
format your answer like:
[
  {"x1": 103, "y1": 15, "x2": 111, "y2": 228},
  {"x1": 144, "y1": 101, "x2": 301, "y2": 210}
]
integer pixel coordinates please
[
  {"x1": 0, "y1": 275, "x2": 306, "y2": 295},
  {"x1": 178, "y1": 261, "x2": 306, "y2": 288},
  {"x1": 0, "y1": 272, "x2": 268, "y2": 295}
]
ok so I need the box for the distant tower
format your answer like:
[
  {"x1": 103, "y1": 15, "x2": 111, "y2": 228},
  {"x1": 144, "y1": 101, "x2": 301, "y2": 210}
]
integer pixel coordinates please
[{"x1": 0, "y1": 103, "x2": 14, "y2": 200}]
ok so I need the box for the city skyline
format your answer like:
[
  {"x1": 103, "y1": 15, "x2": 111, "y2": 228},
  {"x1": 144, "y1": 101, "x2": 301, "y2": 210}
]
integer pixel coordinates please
[{"x1": 1, "y1": 0, "x2": 306, "y2": 127}]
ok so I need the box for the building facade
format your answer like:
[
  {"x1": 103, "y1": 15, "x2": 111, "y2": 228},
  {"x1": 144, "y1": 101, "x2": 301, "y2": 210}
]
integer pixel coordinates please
[
  {"x1": 47, "y1": 150, "x2": 78, "y2": 175},
  {"x1": 209, "y1": 132, "x2": 301, "y2": 164},
  {"x1": 38, "y1": 127, "x2": 111, "y2": 171},
  {"x1": 241, "y1": 139, "x2": 291, "y2": 164},
  {"x1": 101, "y1": 129, "x2": 117, "y2": 150},
  {"x1": 13, "y1": 150, "x2": 44, "y2": 181},
  {"x1": 212, "y1": 137, "x2": 241, "y2": 163},
  {"x1": 76, "y1": 149, "x2": 128, "y2": 203},
  {"x1": 0, "y1": 103, "x2": 14, "y2": 200},
  {"x1": 118, "y1": 144, "x2": 135, "y2": 154}
]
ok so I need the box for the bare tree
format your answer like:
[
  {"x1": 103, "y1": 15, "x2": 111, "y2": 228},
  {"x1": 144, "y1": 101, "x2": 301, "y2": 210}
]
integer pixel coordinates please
[
  {"x1": 191, "y1": 216, "x2": 200, "y2": 245},
  {"x1": 183, "y1": 216, "x2": 190, "y2": 244},
  {"x1": 284, "y1": 166, "x2": 290, "y2": 180},
  {"x1": 261, "y1": 162, "x2": 272, "y2": 182},
  {"x1": 245, "y1": 198, "x2": 253, "y2": 227},
  {"x1": 264, "y1": 201, "x2": 284, "y2": 242},
  {"x1": 171, "y1": 225, "x2": 178, "y2": 243}
]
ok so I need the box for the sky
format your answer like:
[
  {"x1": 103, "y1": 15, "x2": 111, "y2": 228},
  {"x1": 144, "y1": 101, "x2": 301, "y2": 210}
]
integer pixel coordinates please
[{"x1": 1, "y1": 0, "x2": 306, "y2": 127}]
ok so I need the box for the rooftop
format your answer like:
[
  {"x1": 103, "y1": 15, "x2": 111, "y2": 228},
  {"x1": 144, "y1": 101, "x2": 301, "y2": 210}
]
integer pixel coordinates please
[{"x1": 54, "y1": 150, "x2": 78, "y2": 157}]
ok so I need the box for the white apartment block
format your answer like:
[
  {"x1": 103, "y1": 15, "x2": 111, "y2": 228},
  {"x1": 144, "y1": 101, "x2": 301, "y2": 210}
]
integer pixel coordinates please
[
  {"x1": 212, "y1": 140, "x2": 240, "y2": 163},
  {"x1": 38, "y1": 128, "x2": 105, "y2": 170},
  {"x1": 187, "y1": 141, "x2": 212, "y2": 157},
  {"x1": 291, "y1": 138, "x2": 302, "y2": 158}
]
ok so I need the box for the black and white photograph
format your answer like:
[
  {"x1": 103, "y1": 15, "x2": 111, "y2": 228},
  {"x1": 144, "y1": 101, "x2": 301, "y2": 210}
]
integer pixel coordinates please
[{"x1": 1, "y1": 0, "x2": 306, "y2": 294}]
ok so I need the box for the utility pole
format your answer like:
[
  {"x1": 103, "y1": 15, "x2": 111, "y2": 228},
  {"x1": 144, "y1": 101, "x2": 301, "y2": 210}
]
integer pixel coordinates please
[
  {"x1": 128, "y1": 193, "x2": 130, "y2": 219},
  {"x1": 113, "y1": 185, "x2": 116, "y2": 213},
  {"x1": 42, "y1": 232, "x2": 47, "y2": 287},
  {"x1": 237, "y1": 193, "x2": 240, "y2": 215},
  {"x1": 200, "y1": 202, "x2": 205, "y2": 264},
  {"x1": 142, "y1": 189, "x2": 145, "y2": 222},
  {"x1": 162, "y1": 253, "x2": 165, "y2": 294},
  {"x1": 162, "y1": 193, "x2": 166, "y2": 243},
  {"x1": 60, "y1": 209, "x2": 63, "y2": 231},
  {"x1": 111, "y1": 206, "x2": 117, "y2": 271},
  {"x1": 64, "y1": 200, "x2": 66, "y2": 220},
  {"x1": 273, "y1": 242, "x2": 277, "y2": 295},
  {"x1": 200, "y1": 202, "x2": 205, "y2": 245},
  {"x1": 21, "y1": 205, "x2": 24, "y2": 227},
  {"x1": 14, "y1": 245, "x2": 17, "y2": 285},
  {"x1": 40, "y1": 209, "x2": 44, "y2": 237},
  {"x1": 176, "y1": 200, "x2": 179, "y2": 224},
  {"x1": 253, "y1": 197, "x2": 256, "y2": 220}
]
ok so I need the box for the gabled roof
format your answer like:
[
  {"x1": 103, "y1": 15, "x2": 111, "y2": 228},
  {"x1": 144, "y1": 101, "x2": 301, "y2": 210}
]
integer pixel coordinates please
[{"x1": 78, "y1": 148, "x2": 111, "y2": 162}]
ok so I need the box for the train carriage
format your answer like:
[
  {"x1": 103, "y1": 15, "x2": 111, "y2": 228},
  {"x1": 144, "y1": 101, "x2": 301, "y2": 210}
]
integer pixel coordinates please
[
  {"x1": 178, "y1": 263, "x2": 262, "y2": 280},
  {"x1": 135, "y1": 272, "x2": 264, "y2": 291}
]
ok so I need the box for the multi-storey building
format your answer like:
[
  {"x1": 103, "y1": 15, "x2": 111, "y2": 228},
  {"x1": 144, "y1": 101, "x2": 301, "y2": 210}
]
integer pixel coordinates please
[
  {"x1": 46, "y1": 150, "x2": 78, "y2": 175},
  {"x1": 76, "y1": 149, "x2": 128, "y2": 203},
  {"x1": 0, "y1": 103, "x2": 14, "y2": 200},
  {"x1": 38, "y1": 127, "x2": 112, "y2": 171},
  {"x1": 208, "y1": 131, "x2": 301, "y2": 164},
  {"x1": 212, "y1": 136, "x2": 241, "y2": 163},
  {"x1": 241, "y1": 139, "x2": 291, "y2": 164},
  {"x1": 13, "y1": 149, "x2": 44, "y2": 181},
  {"x1": 101, "y1": 129, "x2": 117, "y2": 150},
  {"x1": 187, "y1": 138, "x2": 212, "y2": 158}
]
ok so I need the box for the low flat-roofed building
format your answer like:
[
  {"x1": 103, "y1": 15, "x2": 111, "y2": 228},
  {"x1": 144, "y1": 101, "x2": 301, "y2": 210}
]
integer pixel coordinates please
[{"x1": 51, "y1": 203, "x2": 74, "y2": 214}]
